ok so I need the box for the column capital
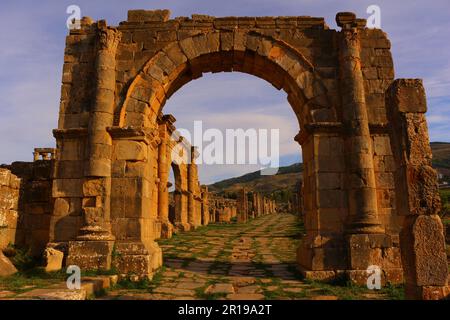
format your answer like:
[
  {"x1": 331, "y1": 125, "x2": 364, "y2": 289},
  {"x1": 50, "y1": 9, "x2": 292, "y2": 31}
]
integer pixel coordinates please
[
  {"x1": 336, "y1": 12, "x2": 358, "y2": 30},
  {"x1": 97, "y1": 22, "x2": 121, "y2": 53}
]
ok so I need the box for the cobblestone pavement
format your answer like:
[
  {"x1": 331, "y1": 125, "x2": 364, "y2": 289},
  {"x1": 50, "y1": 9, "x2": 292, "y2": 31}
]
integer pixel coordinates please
[{"x1": 101, "y1": 213, "x2": 404, "y2": 300}]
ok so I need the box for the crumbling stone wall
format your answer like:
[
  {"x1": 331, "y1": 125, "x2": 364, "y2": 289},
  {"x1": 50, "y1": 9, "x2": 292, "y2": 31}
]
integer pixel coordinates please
[
  {"x1": 7, "y1": 161, "x2": 54, "y2": 256},
  {"x1": 0, "y1": 169, "x2": 20, "y2": 250},
  {"x1": 209, "y1": 195, "x2": 237, "y2": 223},
  {"x1": 0, "y1": 160, "x2": 54, "y2": 257},
  {"x1": 387, "y1": 79, "x2": 449, "y2": 299}
]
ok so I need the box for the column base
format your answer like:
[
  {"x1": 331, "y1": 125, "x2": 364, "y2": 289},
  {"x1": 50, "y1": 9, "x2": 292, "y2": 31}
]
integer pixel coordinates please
[
  {"x1": 160, "y1": 220, "x2": 174, "y2": 239},
  {"x1": 297, "y1": 266, "x2": 404, "y2": 285},
  {"x1": 112, "y1": 241, "x2": 162, "y2": 280},
  {"x1": 296, "y1": 233, "x2": 403, "y2": 285},
  {"x1": 174, "y1": 222, "x2": 191, "y2": 232},
  {"x1": 66, "y1": 240, "x2": 114, "y2": 271},
  {"x1": 405, "y1": 284, "x2": 450, "y2": 300},
  {"x1": 297, "y1": 234, "x2": 347, "y2": 272},
  {"x1": 345, "y1": 217, "x2": 385, "y2": 235}
]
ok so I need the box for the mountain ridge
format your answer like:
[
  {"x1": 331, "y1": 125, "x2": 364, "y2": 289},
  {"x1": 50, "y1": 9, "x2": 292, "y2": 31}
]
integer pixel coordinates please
[{"x1": 208, "y1": 142, "x2": 450, "y2": 197}]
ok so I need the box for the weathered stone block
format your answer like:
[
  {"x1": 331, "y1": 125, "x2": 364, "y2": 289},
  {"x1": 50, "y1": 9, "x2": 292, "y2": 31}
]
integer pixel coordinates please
[
  {"x1": 317, "y1": 173, "x2": 342, "y2": 190},
  {"x1": 128, "y1": 9, "x2": 171, "y2": 22},
  {"x1": 53, "y1": 198, "x2": 70, "y2": 216},
  {"x1": 0, "y1": 251, "x2": 17, "y2": 276},
  {"x1": 114, "y1": 141, "x2": 147, "y2": 161},
  {"x1": 0, "y1": 169, "x2": 12, "y2": 187},
  {"x1": 387, "y1": 79, "x2": 427, "y2": 113},
  {"x1": 400, "y1": 215, "x2": 448, "y2": 287},
  {"x1": 83, "y1": 178, "x2": 108, "y2": 197},
  {"x1": 395, "y1": 165, "x2": 441, "y2": 216},
  {"x1": 43, "y1": 247, "x2": 64, "y2": 272},
  {"x1": 52, "y1": 179, "x2": 83, "y2": 198},
  {"x1": 66, "y1": 240, "x2": 114, "y2": 271}
]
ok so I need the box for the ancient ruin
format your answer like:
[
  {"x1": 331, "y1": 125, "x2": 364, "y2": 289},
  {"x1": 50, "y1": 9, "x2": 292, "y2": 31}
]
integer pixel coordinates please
[{"x1": 0, "y1": 9, "x2": 448, "y2": 300}]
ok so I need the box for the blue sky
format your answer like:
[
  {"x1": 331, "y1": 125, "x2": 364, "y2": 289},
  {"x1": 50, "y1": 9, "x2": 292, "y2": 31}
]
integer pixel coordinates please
[{"x1": 0, "y1": 0, "x2": 449, "y2": 184}]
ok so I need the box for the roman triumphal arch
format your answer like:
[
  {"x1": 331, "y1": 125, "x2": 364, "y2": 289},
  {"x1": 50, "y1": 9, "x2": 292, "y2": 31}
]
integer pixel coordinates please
[{"x1": 49, "y1": 10, "x2": 448, "y2": 299}]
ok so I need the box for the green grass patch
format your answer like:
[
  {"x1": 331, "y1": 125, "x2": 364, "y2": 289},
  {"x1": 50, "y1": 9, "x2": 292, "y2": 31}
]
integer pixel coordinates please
[
  {"x1": 0, "y1": 269, "x2": 67, "y2": 294},
  {"x1": 302, "y1": 278, "x2": 405, "y2": 300}
]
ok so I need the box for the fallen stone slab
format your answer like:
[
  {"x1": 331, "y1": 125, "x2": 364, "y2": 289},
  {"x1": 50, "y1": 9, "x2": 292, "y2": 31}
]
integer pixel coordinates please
[
  {"x1": 231, "y1": 276, "x2": 256, "y2": 287},
  {"x1": 236, "y1": 285, "x2": 262, "y2": 294},
  {"x1": 17, "y1": 288, "x2": 87, "y2": 300},
  {"x1": 0, "y1": 251, "x2": 17, "y2": 276},
  {"x1": 0, "y1": 290, "x2": 16, "y2": 299},
  {"x1": 226, "y1": 293, "x2": 265, "y2": 300},
  {"x1": 311, "y1": 295, "x2": 338, "y2": 300},
  {"x1": 43, "y1": 247, "x2": 64, "y2": 272},
  {"x1": 282, "y1": 287, "x2": 303, "y2": 293},
  {"x1": 154, "y1": 287, "x2": 195, "y2": 296},
  {"x1": 176, "y1": 282, "x2": 205, "y2": 290},
  {"x1": 14, "y1": 275, "x2": 117, "y2": 300},
  {"x1": 205, "y1": 283, "x2": 235, "y2": 295}
]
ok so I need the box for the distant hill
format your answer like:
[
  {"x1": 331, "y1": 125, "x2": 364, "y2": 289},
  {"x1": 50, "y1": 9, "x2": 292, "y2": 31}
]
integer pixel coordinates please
[
  {"x1": 208, "y1": 142, "x2": 450, "y2": 197},
  {"x1": 208, "y1": 163, "x2": 303, "y2": 198},
  {"x1": 431, "y1": 142, "x2": 450, "y2": 177}
]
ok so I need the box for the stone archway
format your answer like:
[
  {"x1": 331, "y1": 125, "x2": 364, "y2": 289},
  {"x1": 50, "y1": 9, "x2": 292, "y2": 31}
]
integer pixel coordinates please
[
  {"x1": 118, "y1": 30, "x2": 335, "y2": 130},
  {"x1": 49, "y1": 10, "x2": 448, "y2": 299},
  {"x1": 115, "y1": 28, "x2": 347, "y2": 277}
]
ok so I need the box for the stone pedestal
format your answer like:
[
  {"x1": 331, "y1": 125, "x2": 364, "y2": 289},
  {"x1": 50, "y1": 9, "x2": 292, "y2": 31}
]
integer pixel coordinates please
[
  {"x1": 174, "y1": 222, "x2": 191, "y2": 232},
  {"x1": 296, "y1": 233, "x2": 403, "y2": 284},
  {"x1": 400, "y1": 215, "x2": 449, "y2": 299},
  {"x1": 66, "y1": 240, "x2": 114, "y2": 270},
  {"x1": 112, "y1": 241, "x2": 162, "y2": 280},
  {"x1": 160, "y1": 220, "x2": 173, "y2": 238},
  {"x1": 297, "y1": 234, "x2": 347, "y2": 281},
  {"x1": 346, "y1": 234, "x2": 403, "y2": 285}
]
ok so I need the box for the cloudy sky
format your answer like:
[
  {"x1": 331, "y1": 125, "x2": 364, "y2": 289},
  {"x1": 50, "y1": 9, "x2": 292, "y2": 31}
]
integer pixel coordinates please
[{"x1": 0, "y1": 0, "x2": 449, "y2": 184}]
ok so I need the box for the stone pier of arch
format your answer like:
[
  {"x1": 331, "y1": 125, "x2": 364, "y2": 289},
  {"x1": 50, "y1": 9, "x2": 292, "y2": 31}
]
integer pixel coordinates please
[{"x1": 0, "y1": 9, "x2": 448, "y2": 299}]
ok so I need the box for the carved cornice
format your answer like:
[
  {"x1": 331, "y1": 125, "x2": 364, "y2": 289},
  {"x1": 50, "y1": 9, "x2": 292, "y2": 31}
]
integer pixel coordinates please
[
  {"x1": 107, "y1": 126, "x2": 160, "y2": 147},
  {"x1": 53, "y1": 128, "x2": 88, "y2": 140}
]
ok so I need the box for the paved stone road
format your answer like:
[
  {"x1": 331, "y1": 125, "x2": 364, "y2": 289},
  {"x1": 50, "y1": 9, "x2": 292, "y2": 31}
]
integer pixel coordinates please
[{"x1": 101, "y1": 213, "x2": 401, "y2": 300}]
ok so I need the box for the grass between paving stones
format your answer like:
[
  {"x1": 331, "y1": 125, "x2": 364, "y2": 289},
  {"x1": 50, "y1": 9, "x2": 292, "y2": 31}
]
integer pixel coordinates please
[
  {"x1": 0, "y1": 269, "x2": 68, "y2": 294},
  {"x1": 207, "y1": 233, "x2": 241, "y2": 275},
  {"x1": 114, "y1": 266, "x2": 166, "y2": 293},
  {"x1": 255, "y1": 277, "x2": 306, "y2": 300},
  {"x1": 302, "y1": 279, "x2": 405, "y2": 300},
  {"x1": 194, "y1": 278, "x2": 229, "y2": 300}
]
